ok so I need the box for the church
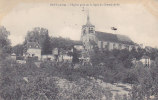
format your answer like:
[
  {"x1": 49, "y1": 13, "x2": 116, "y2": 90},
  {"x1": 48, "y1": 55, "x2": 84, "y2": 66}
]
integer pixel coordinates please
[{"x1": 81, "y1": 14, "x2": 140, "y2": 52}]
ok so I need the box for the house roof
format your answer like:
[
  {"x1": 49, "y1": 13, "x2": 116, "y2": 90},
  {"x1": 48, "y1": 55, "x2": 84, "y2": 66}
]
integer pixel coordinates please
[
  {"x1": 82, "y1": 24, "x2": 95, "y2": 28},
  {"x1": 11, "y1": 53, "x2": 16, "y2": 56},
  {"x1": 95, "y1": 31, "x2": 134, "y2": 45},
  {"x1": 82, "y1": 14, "x2": 95, "y2": 27},
  {"x1": 27, "y1": 42, "x2": 41, "y2": 49},
  {"x1": 73, "y1": 41, "x2": 83, "y2": 45}
]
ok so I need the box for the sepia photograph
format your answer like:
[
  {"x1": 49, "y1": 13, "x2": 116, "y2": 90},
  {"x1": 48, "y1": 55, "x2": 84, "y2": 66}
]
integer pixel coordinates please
[{"x1": 0, "y1": 0, "x2": 158, "y2": 100}]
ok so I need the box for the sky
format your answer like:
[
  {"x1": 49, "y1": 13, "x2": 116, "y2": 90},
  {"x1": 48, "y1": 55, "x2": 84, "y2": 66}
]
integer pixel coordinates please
[{"x1": 1, "y1": 3, "x2": 158, "y2": 47}]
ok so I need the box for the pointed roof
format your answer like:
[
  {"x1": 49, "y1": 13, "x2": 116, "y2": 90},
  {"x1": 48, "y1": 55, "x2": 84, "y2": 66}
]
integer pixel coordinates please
[
  {"x1": 11, "y1": 53, "x2": 16, "y2": 56},
  {"x1": 27, "y1": 42, "x2": 41, "y2": 49},
  {"x1": 83, "y1": 13, "x2": 94, "y2": 27},
  {"x1": 86, "y1": 13, "x2": 91, "y2": 25}
]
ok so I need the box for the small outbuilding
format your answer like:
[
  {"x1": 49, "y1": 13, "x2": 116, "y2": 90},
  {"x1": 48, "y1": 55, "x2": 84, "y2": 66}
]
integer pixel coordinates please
[
  {"x1": 11, "y1": 53, "x2": 16, "y2": 60},
  {"x1": 140, "y1": 56, "x2": 151, "y2": 67}
]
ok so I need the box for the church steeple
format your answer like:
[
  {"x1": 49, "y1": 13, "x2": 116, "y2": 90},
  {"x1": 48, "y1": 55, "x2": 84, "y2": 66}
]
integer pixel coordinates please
[
  {"x1": 86, "y1": 11, "x2": 92, "y2": 26},
  {"x1": 81, "y1": 11, "x2": 95, "y2": 35},
  {"x1": 81, "y1": 9, "x2": 96, "y2": 47},
  {"x1": 87, "y1": 12, "x2": 90, "y2": 24}
]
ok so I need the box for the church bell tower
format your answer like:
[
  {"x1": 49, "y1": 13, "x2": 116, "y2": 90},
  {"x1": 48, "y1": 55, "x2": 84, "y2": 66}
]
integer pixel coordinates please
[
  {"x1": 81, "y1": 11, "x2": 96, "y2": 51},
  {"x1": 81, "y1": 12, "x2": 95, "y2": 42}
]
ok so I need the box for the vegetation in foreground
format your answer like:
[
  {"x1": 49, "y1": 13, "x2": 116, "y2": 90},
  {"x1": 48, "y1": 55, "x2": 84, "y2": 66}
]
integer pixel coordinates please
[{"x1": 1, "y1": 57, "x2": 158, "y2": 100}]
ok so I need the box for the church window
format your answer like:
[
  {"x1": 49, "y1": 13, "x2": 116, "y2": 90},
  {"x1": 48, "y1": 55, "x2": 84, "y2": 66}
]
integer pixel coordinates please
[
  {"x1": 89, "y1": 27, "x2": 94, "y2": 33},
  {"x1": 113, "y1": 43, "x2": 116, "y2": 49},
  {"x1": 83, "y1": 29, "x2": 86, "y2": 35},
  {"x1": 101, "y1": 41, "x2": 103, "y2": 48}
]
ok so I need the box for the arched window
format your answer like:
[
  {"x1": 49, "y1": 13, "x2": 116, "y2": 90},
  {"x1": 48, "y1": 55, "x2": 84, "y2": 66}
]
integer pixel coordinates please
[
  {"x1": 83, "y1": 29, "x2": 86, "y2": 35},
  {"x1": 89, "y1": 27, "x2": 94, "y2": 33}
]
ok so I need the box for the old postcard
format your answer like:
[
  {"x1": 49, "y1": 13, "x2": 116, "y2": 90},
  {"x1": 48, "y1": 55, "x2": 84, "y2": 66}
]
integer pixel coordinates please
[{"x1": 0, "y1": 0, "x2": 158, "y2": 100}]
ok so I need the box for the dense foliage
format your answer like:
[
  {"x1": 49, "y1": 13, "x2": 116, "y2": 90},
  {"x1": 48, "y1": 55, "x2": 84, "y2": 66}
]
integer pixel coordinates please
[{"x1": 0, "y1": 26, "x2": 12, "y2": 59}]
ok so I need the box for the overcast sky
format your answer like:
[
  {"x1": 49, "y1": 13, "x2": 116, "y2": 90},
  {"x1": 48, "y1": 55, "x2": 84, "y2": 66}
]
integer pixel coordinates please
[{"x1": 1, "y1": 3, "x2": 158, "y2": 47}]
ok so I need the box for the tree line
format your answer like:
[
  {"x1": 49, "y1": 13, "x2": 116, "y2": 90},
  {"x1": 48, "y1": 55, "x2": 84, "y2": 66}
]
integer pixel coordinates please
[{"x1": 0, "y1": 27, "x2": 80, "y2": 57}]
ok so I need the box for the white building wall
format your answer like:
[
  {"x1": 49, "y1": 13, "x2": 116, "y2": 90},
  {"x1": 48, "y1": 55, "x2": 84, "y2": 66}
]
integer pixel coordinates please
[
  {"x1": 135, "y1": 46, "x2": 139, "y2": 51},
  {"x1": 63, "y1": 55, "x2": 72, "y2": 61},
  {"x1": 121, "y1": 44, "x2": 126, "y2": 49},
  {"x1": 140, "y1": 58, "x2": 151, "y2": 66},
  {"x1": 11, "y1": 56, "x2": 16, "y2": 60},
  {"x1": 27, "y1": 48, "x2": 41, "y2": 60},
  {"x1": 74, "y1": 45, "x2": 84, "y2": 51},
  {"x1": 103, "y1": 42, "x2": 108, "y2": 48},
  {"x1": 87, "y1": 34, "x2": 96, "y2": 41},
  {"x1": 98, "y1": 41, "x2": 102, "y2": 49},
  {"x1": 41, "y1": 55, "x2": 54, "y2": 61},
  {"x1": 129, "y1": 45, "x2": 133, "y2": 51},
  {"x1": 109, "y1": 42, "x2": 114, "y2": 50},
  {"x1": 114, "y1": 43, "x2": 119, "y2": 49}
]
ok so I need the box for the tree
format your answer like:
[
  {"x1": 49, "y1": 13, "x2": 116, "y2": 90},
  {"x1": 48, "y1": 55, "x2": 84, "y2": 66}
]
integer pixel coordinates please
[
  {"x1": 130, "y1": 48, "x2": 138, "y2": 58},
  {"x1": 155, "y1": 57, "x2": 158, "y2": 66},
  {"x1": 50, "y1": 37, "x2": 80, "y2": 49},
  {"x1": 24, "y1": 27, "x2": 49, "y2": 46},
  {"x1": 145, "y1": 48, "x2": 158, "y2": 60},
  {"x1": 24, "y1": 27, "x2": 53, "y2": 55},
  {"x1": 114, "y1": 93, "x2": 122, "y2": 100},
  {"x1": 0, "y1": 58, "x2": 23, "y2": 100},
  {"x1": 122, "y1": 94, "x2": 128, "y2": 100},
  {"x1": 0, "y1": 26, "x2": 10, "y2": 48},
  {"x1": 0, "y1": 26, "x2": 11, "y2": 59},
  {"x1": 72, "y1": 48, "x2": 80, "y2": 64},
  {"x1": 0, "y1": 58, "x2": 59, "y2": 100},
  {"x1": 130, "y1": 62, "x2": 153, "y2": 100},
  {"x1": 137, "y1": 48, "x2": 145, "y2": 59},
  {"x1": 150, "y1": 57, "x2": 158, "y2": 97},
  {"x1": 12, "y1": 44, "x2": 24, "y2": 56},
  {"x1": 41, "y1": 33, "x2": 52, "y2": 55}
]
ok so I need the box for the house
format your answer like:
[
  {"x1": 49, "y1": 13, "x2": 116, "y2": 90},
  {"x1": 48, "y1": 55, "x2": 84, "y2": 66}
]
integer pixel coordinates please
[
  {"x1": 41, "y1": 54, "x2": 55, "y2": 61},
  {"x1": 26, "y1": 42, "x2": 41, "y2": 60},
  {"x1": 73, "y1": 41, "x2": 84, "y2": 51},
  {"x1": 81, "y1": 14, "x2": 140, "y2": 52},
  {"x1": 11, "y1": 53, "x2": 16, "y2": 60},
  {"x1": 52, "y1": 45, "x2": 83, "y2": 62},
  {"x1": 57, "y1": 48, "x2": 73, "y2": 62},
  {"x1": 17, "y1": 60, "x2": 26, "y2": 64},
  {"x1": 140, "y1": 56, "x2": 151, "y2": 67},
  {"x1": 60, "y1": 54, "x2": 72, "y2": 62},
  {"x1": 52, "y1": 48, "x2": 59, "y2": 61}
]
